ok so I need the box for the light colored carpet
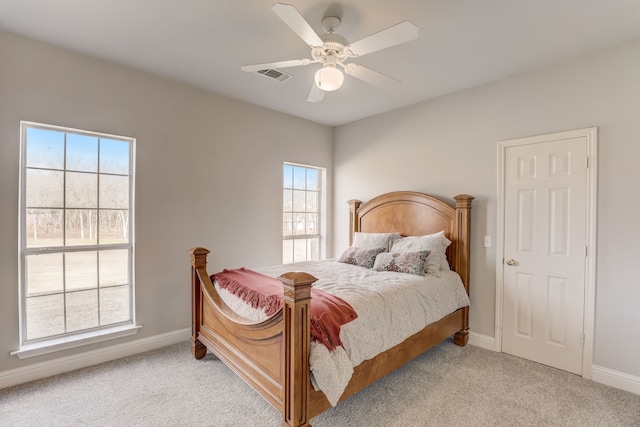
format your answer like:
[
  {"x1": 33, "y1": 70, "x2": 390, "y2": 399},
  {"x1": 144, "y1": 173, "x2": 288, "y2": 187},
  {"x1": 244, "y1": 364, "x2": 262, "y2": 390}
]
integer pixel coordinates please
[{"x1": 1, "y1": 339, "x2": 638, "y2": 426}]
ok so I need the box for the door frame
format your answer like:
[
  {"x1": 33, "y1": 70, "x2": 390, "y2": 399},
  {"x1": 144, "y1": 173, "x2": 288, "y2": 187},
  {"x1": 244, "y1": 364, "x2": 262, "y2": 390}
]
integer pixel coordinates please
[{"x1": 495, "y1": 127, "x2": 598, "y2": 378}]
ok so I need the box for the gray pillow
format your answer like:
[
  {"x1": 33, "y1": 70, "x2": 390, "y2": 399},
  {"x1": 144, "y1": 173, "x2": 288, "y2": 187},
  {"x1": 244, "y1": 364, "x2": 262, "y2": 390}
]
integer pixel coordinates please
[
  {"x1": 337, "y1": 246, "x2": 387, "y2": 269},
  {"x1": 373, "y1": 250, "x2": 430, "y2": 276}
]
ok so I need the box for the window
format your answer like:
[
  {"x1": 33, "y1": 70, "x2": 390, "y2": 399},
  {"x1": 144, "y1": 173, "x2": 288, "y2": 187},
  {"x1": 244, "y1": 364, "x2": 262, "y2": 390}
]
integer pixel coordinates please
[
  {"x1": 18, "y1": 122, "x2": 135, "y2": 350},
  {"x1": 282, "y1": 163, "x2": 323, "y2": 264}
]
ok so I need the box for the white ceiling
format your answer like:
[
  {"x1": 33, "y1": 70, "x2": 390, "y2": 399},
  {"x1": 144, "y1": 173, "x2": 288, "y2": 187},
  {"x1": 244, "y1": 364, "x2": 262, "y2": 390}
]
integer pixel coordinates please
[{"x1": 2, "y1": 0, "x2": 640, "y2": 126}]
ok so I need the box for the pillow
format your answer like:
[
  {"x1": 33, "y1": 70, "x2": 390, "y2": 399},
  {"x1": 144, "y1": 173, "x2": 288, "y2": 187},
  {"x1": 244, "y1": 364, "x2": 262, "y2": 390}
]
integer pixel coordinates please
[
  {"x1": 352, "y1": 232, "x2": 401, "y2": 251},
  {"x1": 372, "y1": 250, "x2": 430, "y2": 276},
  {"x1": 337, "y1": 246, "x2": 386, "y2": 269},
  {"x1": 431, "y1": 231, "x2": 451, "y2": 270},
  {"x1": 390, "y1": 232, "x2": 452, "y2": 277},
  {"x1": 440, "y1": 256, "x2": 451, "y2": 271}
]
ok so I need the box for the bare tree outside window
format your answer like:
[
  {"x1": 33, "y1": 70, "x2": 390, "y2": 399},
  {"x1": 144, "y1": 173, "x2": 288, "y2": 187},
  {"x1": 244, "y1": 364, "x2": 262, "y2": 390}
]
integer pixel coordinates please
[{"x1": 20, "y1": 123, "x2": 134, "y2": 343}]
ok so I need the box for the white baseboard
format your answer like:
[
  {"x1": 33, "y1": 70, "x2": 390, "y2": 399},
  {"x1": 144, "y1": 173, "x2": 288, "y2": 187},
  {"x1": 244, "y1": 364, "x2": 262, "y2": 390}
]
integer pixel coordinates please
[
  {"x1": 0, "y1": 327, "x2": 191, "y2": 390},
  {"x1": 592, "y1": 365, "x2": 640, "y2": 396},
  {"x1": 469, "y1": 331, "x2": 495, "y2": 351}
]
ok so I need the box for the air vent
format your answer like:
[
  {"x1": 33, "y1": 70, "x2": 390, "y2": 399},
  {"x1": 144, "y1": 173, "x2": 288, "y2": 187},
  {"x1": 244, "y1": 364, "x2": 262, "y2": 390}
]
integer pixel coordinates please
[{"x1": 256, "y1": 69, "x2": 291, "y2": 82}]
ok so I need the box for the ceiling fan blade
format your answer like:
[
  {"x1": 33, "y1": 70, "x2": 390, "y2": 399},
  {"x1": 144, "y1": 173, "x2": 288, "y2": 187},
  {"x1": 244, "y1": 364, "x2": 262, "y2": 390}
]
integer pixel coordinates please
[
  {"x1": 346, "y1": 21, "x2": 418, "y2": 57},
  {"x1": 307, "y1": 83, "x2": 325, "y2": 103},
  {"x1": 271, "y1": 3, "x2": 324, "y2": 48},
  {"x1": 241, "y1": 58, "x2": 311, "y2": 72},
  {"x1": 344, "y1": 63, "x2": 400, "y2": 90}
]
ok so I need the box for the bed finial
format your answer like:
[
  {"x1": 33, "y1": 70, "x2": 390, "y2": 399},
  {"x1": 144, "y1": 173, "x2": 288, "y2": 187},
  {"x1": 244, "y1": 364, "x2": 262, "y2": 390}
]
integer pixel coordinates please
[
  {"x1": 453, "y1": 194, "x2": 474, "y2": 209},
  {"x1": 189, "y1": 247, "x2": 211, "y2": 269}
]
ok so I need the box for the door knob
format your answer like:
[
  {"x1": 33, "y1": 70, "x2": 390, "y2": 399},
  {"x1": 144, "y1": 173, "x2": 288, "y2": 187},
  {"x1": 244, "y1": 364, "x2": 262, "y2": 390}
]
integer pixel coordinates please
[{"x1": 506, "y1": 259, "x2": 518, "y2": 266}]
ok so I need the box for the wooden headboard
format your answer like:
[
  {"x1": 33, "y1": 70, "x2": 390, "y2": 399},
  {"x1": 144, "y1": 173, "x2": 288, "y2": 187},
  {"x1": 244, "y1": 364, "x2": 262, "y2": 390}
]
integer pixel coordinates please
[{"x1": 347, "y1": 191, "x2": 474, "y2": 293}]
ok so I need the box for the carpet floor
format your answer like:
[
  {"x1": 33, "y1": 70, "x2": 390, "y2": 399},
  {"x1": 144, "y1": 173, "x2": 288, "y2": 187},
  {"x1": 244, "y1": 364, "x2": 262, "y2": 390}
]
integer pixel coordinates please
[{"x1": 1, "y1": 339, "x2": 638, "y2": 426}]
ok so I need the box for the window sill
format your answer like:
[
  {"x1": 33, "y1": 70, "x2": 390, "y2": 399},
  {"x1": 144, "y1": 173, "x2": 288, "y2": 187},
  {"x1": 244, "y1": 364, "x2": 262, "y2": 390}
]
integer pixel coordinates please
[{"x1": 11, "y1": 324, "x2": 142, "y2": 359}]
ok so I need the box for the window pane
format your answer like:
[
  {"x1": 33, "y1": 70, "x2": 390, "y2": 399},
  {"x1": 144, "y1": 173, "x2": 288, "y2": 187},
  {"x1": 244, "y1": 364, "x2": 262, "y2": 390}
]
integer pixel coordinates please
[
  {"x1": 65, "y1": 209, "x2": 98, "y2": 246},
  {"x1": 306, "y1": 168, "x2": 318, "y2": 190},
  {"x1": 293, "y1": 190, "x2": 306, "y2": 211},
  {"x1": 100, "y1": 138, "x2": 129, "y2": 175},
  {"x1": 100, "y1": 174, "x2": 129, "y2": 209},
  {"x1": 293, "y1": 166, "x2": 306, "y2": 190},
  {"x1": 26, "y1": 209, "x2": 64, "y2": 248},
  {"x1": 306, "y1": 213, "x2": 318, "y2": 235},
  {"x1": 99, "y1": 249, "x2": 129, "y2": 287},
  {"x1": 283, "y1": 213, "x2": 293, "y2": 237},
  {"x1": 26, "y1": 169, "x2": 63, "y2": 207},
  {"x1": 306, "y1": 191, "x2": 318, "y2": 212},
  {"x1": 66, "y1": 171, "x2": 97, "y2": 208},
  {"x1": 25, "y1": 127, "x2": 64, "y2": 170},
  {"x1": 100, "y1": 285, "x2": 130, "y2": 325},
  {"x1": 282, "y1": 239, "x2": 293, "y2": 264},
  {"x1": 66, "y1": 290, "x2": 99, "y2": 332},
  {"x1": 66, "y1": 134, "x2": 98, "y2": 172},
  {"x1": 283, "y1": 189, "x2": 293, "y2": 212},
  {"x1": 294, "y1": 213, "x2": 306, "y2": 236},
  {"x1": 293, "y1": 239, "x2": 307, "y2": 263},
  {"x1": 26, "y1": 253, "x2": 63, "y2": 296},
  {"x1": 99, "y1": 210, "x2": 129, "y2": 244},
  {"x1": 283, "y1": 164, "x2": 293, "y2": 189},
  {"x1": 26, "y1": 294, "x2": 65, "y2": 340},
  {"x1": 65, "y1": 251, "x2": 98, "y2": 291}
]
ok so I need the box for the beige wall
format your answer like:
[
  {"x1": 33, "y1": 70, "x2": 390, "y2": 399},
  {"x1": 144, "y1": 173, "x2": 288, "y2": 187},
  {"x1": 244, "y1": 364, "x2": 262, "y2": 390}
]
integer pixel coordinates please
[
  {"x1": 333, "y1": 40, "x2": 640, "y2": 378},
  {"x1": 0, "y1": 31, "x2": 332, "y2": 373}
]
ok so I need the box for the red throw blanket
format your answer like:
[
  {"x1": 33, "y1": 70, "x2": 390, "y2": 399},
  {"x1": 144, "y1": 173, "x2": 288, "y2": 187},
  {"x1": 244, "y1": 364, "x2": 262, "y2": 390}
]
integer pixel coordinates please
[{"x1": 212, "y1": 268, "x2": 357, "y2": 352}]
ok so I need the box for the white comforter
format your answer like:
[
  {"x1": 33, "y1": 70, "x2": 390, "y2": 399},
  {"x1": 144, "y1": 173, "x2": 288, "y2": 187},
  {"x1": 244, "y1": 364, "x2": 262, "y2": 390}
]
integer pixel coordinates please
[{"x1": 214, "y1": 260, "x2": 470, "y2": 406}]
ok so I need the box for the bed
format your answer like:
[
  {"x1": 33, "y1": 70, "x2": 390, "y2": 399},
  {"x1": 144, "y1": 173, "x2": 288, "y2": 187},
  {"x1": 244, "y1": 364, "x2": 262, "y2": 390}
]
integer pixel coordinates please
[{"x1": 189, "y1": 191, "x2": 473, "y2": 426}]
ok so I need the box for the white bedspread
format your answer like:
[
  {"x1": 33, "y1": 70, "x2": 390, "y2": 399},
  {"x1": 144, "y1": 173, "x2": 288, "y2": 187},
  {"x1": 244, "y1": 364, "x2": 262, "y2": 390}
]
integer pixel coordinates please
[{"x1": 214, "y1": 260, "x2": 470, "y2": 406}]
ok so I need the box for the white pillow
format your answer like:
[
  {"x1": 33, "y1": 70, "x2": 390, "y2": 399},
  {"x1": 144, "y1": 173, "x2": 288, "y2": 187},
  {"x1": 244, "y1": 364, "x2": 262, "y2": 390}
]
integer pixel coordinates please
[
  {"x1": 428, "y1": 231, "x2": 452, "y2": 270},
  {"x1": 352, "y1": 232, "x2": 400, "y2": 251},
  {"x1": 390, "y1": 231, "x2": 451, "y2": 277}
]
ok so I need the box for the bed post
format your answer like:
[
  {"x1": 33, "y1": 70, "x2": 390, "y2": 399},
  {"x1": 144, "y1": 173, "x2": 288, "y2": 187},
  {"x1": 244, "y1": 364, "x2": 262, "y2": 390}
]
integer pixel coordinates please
[
  {"x1": 189, "y1": 247, "x2": 209, "y2": 359},
  {"x1": 280, "y1": 272, "x2": 317, "y2": 427},
  {"x1": 347, "y1": 199, "x2": 362, "y2": 246},
  {"x1": 452, "y1": 195, "x2": 474, "y2": 346}
]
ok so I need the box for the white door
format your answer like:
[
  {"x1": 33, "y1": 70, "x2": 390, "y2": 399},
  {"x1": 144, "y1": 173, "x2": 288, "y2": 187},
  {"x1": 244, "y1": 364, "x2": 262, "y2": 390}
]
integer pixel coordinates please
[{"x1": 501, "y1": 135, "x2": 589, "y2": 375}]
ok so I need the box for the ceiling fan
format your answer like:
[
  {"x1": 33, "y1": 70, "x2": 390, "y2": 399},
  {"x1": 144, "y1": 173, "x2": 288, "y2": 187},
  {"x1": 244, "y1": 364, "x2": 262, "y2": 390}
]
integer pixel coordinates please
[{"x1": 241, "y1": 3, "x2": 419, "y2": 102}]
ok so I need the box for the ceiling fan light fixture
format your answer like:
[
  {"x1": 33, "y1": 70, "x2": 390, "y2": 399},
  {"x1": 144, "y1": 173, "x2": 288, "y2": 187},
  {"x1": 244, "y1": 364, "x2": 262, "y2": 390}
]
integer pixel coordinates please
[
  {"x1": 314, "y1": 65, "x2": 344, "y2": 91},
  {"x1": 242, "y1": 3, "x2": 419, "y2": 102}
]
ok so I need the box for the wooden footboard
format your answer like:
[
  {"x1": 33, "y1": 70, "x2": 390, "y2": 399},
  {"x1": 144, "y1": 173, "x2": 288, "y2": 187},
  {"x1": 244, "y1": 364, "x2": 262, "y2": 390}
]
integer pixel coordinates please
[
  {"x1": 190, "y1": 247, "x2": 315, "y2": 425},
  {"x1": 190, "y1": 192, "x2": 473, "y2": 426}
]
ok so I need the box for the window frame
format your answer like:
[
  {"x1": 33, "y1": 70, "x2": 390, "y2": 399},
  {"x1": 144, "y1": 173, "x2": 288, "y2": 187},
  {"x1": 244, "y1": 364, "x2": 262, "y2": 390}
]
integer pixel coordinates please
[
  {"x1": 14, "y1": 121, "x2": 138, "y2": 358},
  {"x1": 282, "y1": 162, "x2": 325, "y2": 264}
]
